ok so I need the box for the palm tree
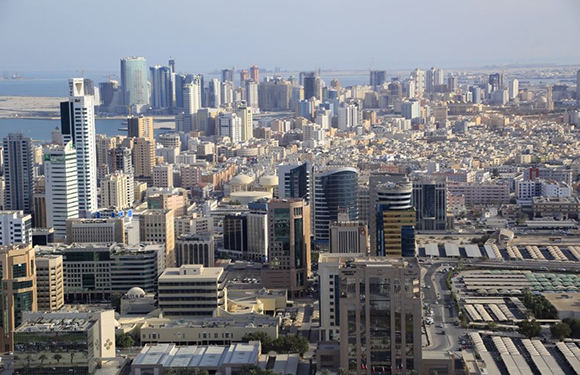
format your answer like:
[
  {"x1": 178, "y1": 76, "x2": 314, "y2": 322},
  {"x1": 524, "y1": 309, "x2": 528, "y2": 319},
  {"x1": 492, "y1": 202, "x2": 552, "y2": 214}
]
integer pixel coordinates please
[
  {"x1": 53, "y1": 353, "x2": 63, "y2": 364},
  {"x1": 39, "y1": 354, "x2": 47, "y2": 365}
]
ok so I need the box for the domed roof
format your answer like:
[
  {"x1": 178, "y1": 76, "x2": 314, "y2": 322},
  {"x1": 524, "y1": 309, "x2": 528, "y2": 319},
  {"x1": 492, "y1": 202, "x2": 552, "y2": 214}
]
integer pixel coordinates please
[
  {"x1": 230, "y1": 174, "x2": 254, "y2": 185},
  {"x1": 126, "y1": 287, "x2": 146, "y2": 298},
  {"x1": 260, "y1": 175, "x2": 279, "y2": 187}
]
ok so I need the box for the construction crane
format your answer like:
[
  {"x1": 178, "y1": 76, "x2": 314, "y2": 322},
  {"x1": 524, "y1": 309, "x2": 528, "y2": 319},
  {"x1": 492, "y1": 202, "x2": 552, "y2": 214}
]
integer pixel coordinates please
[{"x1": 103, "y1": 74, "x2": 117, "y2": 82}]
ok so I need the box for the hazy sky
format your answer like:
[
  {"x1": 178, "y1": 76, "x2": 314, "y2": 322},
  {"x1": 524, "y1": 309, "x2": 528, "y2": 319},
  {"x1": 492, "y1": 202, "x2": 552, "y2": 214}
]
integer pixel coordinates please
[{"x1": 1, "y1": 0, "x2": 580, "y2": 73}]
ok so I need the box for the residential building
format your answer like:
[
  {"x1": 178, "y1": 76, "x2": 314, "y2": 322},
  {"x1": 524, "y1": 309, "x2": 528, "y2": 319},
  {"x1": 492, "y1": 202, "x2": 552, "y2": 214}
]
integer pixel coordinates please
[
  {"x1": 447, "y1": 182, "x2": 510, "y2": 205},
  {"x1": 153, "y1": 163, "x2": 174, "y2": 188},
  {"x1": 140, "y1": 209, "x2": 175, "y2": 266},
  {"x1": 157, "y1": 264, "x2": 227, "y2": 317},
  {"x1": 0, "y1": 211, "x2": 32, "y2": 245},
  {"x1": 101, "y1": 171, "x2": 131, "y2": 209},
  {"x1": 3, "y1": 133, "x2": 33, "y2": 214},
  {"x1": 127, "y1": 115, "x2": 154, "y2": 140},
  {"x1": 35, "y1": 254, "x2": 64, "y2": 311},
  {"x1": 134, "y1": 137, "x2": 156, "y2": 177}
]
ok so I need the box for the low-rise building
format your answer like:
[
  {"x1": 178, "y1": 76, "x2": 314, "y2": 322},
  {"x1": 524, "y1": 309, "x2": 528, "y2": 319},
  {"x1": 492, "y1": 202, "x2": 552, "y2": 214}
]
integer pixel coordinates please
[
  {"x1": 532, "y1": 196, "x2": 580, "y2": 219},
  {"x1": 65, "y1": 218, "x2": 125, "y2": 244}
]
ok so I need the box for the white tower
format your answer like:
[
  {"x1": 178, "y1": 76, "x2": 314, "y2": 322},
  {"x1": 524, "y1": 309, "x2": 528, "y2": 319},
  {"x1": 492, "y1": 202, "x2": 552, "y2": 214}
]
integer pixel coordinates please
[{"x1": 60, "y1": 78, "x2": 98, "y2": 217}]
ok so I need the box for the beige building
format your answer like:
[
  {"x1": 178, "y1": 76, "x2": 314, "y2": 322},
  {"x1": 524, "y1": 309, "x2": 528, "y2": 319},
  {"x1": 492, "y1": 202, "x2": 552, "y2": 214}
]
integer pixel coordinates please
[
  {"x1": 101, "y1": 172, "x2": 130, "y2": 209},
  {"x1": 181, "y1": 165, "x2": 203, "y2": 189},
  {"x1": 175, "y1": 234, "x2": 215, "y2": 267},
  {"x1": 140, "y1": 209, "x2": 175, "y2": 266},
  {"x1": 66, "y1": 218, "x2": 125, "y2": 244},
  {"x1": 447, "y1": 182, "x2": 510, "y2": 205},
  {"x1": 33, "y1": 176, "x2": 47, "y2": 228},
  {"x1": 158, "y1": 264, "x2": 227, "y2": 317},
  {"x1": 330, "y1": 221, "x2": 369, "y2": 254},
  {"x1": 35, "y1": 254, "x2": 64, "y2": 311},
  {"x1": 339, "y1": 257, "x2": 422, "y2": 374},
  {"x1": 134, "y1": 181, "x2": 148, "y2": 203},
  {"x1": 153, "y1": 163, "x2": 174, "y2": 188},
  {"x1": 134, "y1": 137, "x2": 156, "y2": 177},
  {"x1": 128, "y1": 116, "x2": 154, "y2": 140},
  {"x1": 0, "y1": 244, "x2": 37, "y2": 351},
  {"x1": 147, "y1": 188, "x2": 189, "y2": 216}
]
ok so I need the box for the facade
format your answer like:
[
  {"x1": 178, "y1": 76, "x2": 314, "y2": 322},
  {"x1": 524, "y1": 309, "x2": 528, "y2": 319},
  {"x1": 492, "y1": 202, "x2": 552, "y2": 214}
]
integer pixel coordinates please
[
  {"x1": 65, "y1": 218, "x2": 125, "y2": 244},
  {"x1": 101, "y1": 171, "x2": 133, "y2": 209},
  {"x1": 447, "y1": 182, "x2": 510, "y2": 205},
  {"x1": 134, "y1": 137, "x2": 157, "y2": 177},
  {"x1": 218, "y1": 112, "x2": 243, "y2": 143},
  {"x1": 0, "y1": 211, "x2": 32, "y2": 245},
  {"x1": 339, "y1": 257, "x2": 422, "y2": 374},
  {"x1": 258, "y1": 77, "x2": 292, "y2": 111},
  {"x1": 313, "y1": 168, "x2": 359, "y2": 244},
  {"x1": 153, "y1": 163, "x2": 174, "y2": 188},
  {"x1": 140, "y1": 209, "x2": 175, "y2": 266},
  {"x1": 0, "y1": 244, "x2": 37, "y2": 352},
  {"x1": 3, "y1": 133, "x2": 33, "y2": 214},
  {"x1": 262, "y1": 199, "x2": 311, "y2": 296},
  {"x1": 278, "y1": 161, "x2": 313, "y2": 205},
  {"x1": 44, "y1": 142, "x2": 79, "y2": 239},
  {"x1": 412, "y1": 177, "x2": 448, "y2": 231},
  {"x1": 149, "y1": 65, "x2": 174, "y2": 109},
  {"x1": 127, "y1": 116, "x2": 154, "y2": 140},
  {"x1": 60, "y1": 78, "x2": 98, "y2": 217},
  {"x1": 158, "y1": 264, "x2": 227, "y2": 317},
  {"x1": 370, "y1": 70, "x2": 387, "y2": 89},
  {"x1": 330, "y1": 221, "x2": 369, "y2": 254},
  {"x1": 35, "y1": 254, "x2": 65, "y2": 311},
  {"x1": 532, "y1": 196, "x2": 580, "y2": 219},
  {"x1": 121, "y1": 56, "x2": 149, "y2": 112},
  {"x1": 175, "y1": 234, "x2": 215, "y2": 267}
]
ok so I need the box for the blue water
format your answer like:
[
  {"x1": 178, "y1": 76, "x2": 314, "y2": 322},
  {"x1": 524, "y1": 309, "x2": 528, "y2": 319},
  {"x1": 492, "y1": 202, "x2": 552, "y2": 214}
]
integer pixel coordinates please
[{"x1": 0, "y1": 118, "x2": 173, "y2": 142}]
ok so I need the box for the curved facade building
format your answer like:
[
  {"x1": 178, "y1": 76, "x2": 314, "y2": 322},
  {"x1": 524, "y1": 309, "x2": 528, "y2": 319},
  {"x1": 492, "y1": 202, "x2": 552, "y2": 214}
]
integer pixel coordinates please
[{"x1": 314, "y1": 167, "x2": 359, "y2": 243}]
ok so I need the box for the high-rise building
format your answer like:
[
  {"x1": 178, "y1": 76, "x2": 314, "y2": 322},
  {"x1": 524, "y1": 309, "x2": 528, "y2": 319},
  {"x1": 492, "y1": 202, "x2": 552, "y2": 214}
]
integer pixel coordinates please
[
  {"x1": 153, "y1": 163, "x2": 174, "y2": 189},
  {"x1": 411, "y1": 68, "x2": 425, "y2": 96},
  {"x1": 235, "y1": 101, "x2": 253, "y2": 141},
  {"x1": 120, "y1": 56, "x2": 149, "y2": 112},
  {"x1": 447, "y1": 75, "x2": 458, "y2": 92},
  {"x1": 329, "y1": 221, "x2": 369, "y2": 254},
  {"x1": 489, "y1": 72, "x2": 504, "y2": 92},
  {"x1": 470, "y1": 86, "x2": 482, "y2": 104},
  {"x1": 128, "y1": 116, "x2": 154, "y2": 140},
  {"x1": 60, "y1": 78, "x2": 98, "y2": 217},
  {"x1": 375, "y1": 180, "x2": 416, "y2": 257},
  {"x1": 158, "y1": 264, "x2": 227, "y2": 317},
  {"x1": 401, "y1": 100, "x2": 420, "y2": 120},
  {"x1": 245, "y1": 79, "x2": 259, "y2": 109},
  {"x1": 339, "y1": 257, "x2": 422, "y2": 374},
  {"x1": 262, "y1": 199, "x2": 311, "y2": 296},
  {"x1": 3, "y1": 133, "x2": 33, "y2": 214},
  {"x1": 134, "y1": 137, "x2": 156, "y2": 177},
  {"x1": 412, "y1": 176, "x2": 447, "y2": 231},
  {"x1": 509, "y1": 79, "x2": 519, "y2": 100},
  {"x1": 218, "y1": 112, "x2": 243, "y2": 143},
  {"x1": 426, "y1": 67, "x2": 436, "y2": 93},
  {"x1": 547, "y1": 84, "x2": 554, "y2": 111},
  {"x1": 337, "y1": 103, "x2": 360, "y2": 130},
  {"x1": 369, "y1": 70, "x2": 387, "y2": 90},
  {"x1": 208, "y1": 78, "x2": 222, "y2": 108},
  {"x1": 221, "y1": 68, "x2": 234, "y2": 83},
  {"x1": 183, "y1": 82, "x2": 201, "y2": 115},
  {"x1": 44, "y1": 142, "x2": 79, "y2": 239},
  {"x1": 250, "y1": 65, "x2": 260, "y2": 82},
  {"x1": 303, "y1": 72, "x2": 322, "y2": 100},
  {"x1": 140, "y1": 209, "x2": 175, "y2": 266},
  {"x1": 35, "y1": 254, "x2": 64, "y2": 311},
  {"x1": 239, "y1": 69, "x2": 249, "y2": 84},
  {"x1": 277, "y1": 162, "x2": 314, "y2": 205},
  {"x1": 435, "y1": 68, "x2": 444, "y2": 86},
  {"x1": 175, "y1": 234, "x2": 215, "y2": 267},
  {"x1": 101, "y1": 172, "x2": 131, "y2": 209},
  {"x1": 313, "y1": 168, "x2": 359, "y2": 244},
  {"x1": 258, "y1": 77, "x2": 292, "y2": 111},
  {"x1": 577, "y1": 69, "x2": 580, "y2": 106},
  {"x1": 149, "y1": 65, "x2": 174, "y2": 109},
  {"x1": 0, "y1": 211, "x2": 32, "y2": 245},
  {"x1": 32, "y1": 176, "x2": 47, "y2": 228},
  {"x1": 0, "y1": 243, "x2": 36, "y2": 351}
]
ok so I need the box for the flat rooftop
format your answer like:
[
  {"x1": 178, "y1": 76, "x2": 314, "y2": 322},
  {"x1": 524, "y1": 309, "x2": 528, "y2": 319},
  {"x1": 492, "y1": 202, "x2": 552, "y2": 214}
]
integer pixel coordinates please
[{"x1": 15, "y1": 317, "x2": 94, "y2": 333}]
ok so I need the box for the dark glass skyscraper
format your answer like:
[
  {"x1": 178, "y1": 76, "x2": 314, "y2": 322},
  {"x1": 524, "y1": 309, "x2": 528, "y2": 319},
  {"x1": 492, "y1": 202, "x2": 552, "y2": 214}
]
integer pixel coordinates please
[{"x1": 3, "y1": 133, "x2": 33, "y2": 214}]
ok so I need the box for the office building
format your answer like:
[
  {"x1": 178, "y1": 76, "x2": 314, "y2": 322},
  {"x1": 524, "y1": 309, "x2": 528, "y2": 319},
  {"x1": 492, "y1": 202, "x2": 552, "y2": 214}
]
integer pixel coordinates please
[
  {"x1": 128, "y1": 116, "x2": 154, "y2": 140},
  {"x1": 32, "y1": 176, "x2": 47, "y2": 228},
  {"x1": 0, "y1": 244, "x2": 36, "y2": 352},
  {"x1": 402, "y1": 100, "x2": 420, "y2": 120},
  {"x1": 140, "y1": 209, "x2": 175, "y2": 266},
  {"x1": 134, "y1": 137, "x2": 156, "y2": 177},
  {"x1": 577, "y1": 69, "x2": 580, "y2": 106},
  {"x1": 183, "y1": 81, "x2": 201, "y2": 115},
  {"x1": 447, "y1": 182, "x2": 510, "y2": 205},
  {"x1": 208, "y1": 78, "x2": 222, "y2": 108},
  {"x1": 412, "y1": 176, "x2": 448, "y2": 231},
  {"x1": 339, "y1": 257, "x2": 422, "y2": 374},
  {"x1": 3, "y1": 133, "x2": 33, "y2": 214},
  {"x1": 370, "y1": 70, "x2": 387, "y2": 89},
  {"x1": 375, "y1": 179, "x2": 416, "y2": 257},
  {"x1": 329, "y1": 221, "x2": 369, "y2": 254},
  {"x1": 158, "y1": 264, "x2": 227, "y2": 317},
  {"x1": 60, "y1": 78, "x2": 98, "y2": 217},
  {"x1": 426, "y1": 67, "x2": 436, "y2": 93},
  {"x1": 277, "y1": 161, "x2": 313, "y2": 205},
  {"x1": 313, "y1": 168, "x2": 359, "y2": 244},
  {"x1": 65, "y1": 218, "x2": 125, "y2": 244},
  {"x1": 153, "y1": 163, "x2": 174, "y2": 188},
  {"x1": 218, "y1": 112, "x2": 243, "y2": 143},
  {"x1": 44, "y1": 142, "x2": 79, "y2": 239},
  {"x1": 262, "y1": 199, "x2": 311, "y2": 296},
  {"x1": 149, "y1": 65, "x2": 174, "y2": 109},
  {"x1": 303, "y1": 72, "x2": 322, "y2": 100},
  {"x1": 221, "y1": 212, "x2": 267, "y2": 261},
  {"x1": 235, "y1": 100, "x2": 253, "y2": 141},
  {"x1": 121, "y1": 56, "x2": 149, "y2": 112},
  {"x1": 35, "y1": 254, "x2": 65, "y2": 311},
  {"x1": 489, "y1": 72, "x2": 504, "y2": 92},
  {"x1": 221, "y1": 68, "x2": 234, "y2": 83},
  {"x1": 175, "y1": 233, "x2": 215, "y2": 267},
  {"x1": 0, "y1": 211, "x2": 32, "y2": 245},
  {"x1": 147, "y1": 187, "x2": 189, "y2": 216}
]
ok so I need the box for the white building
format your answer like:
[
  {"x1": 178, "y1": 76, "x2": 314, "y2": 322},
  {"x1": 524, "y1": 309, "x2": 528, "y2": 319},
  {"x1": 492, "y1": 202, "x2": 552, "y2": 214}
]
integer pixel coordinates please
[
  {"x1": 44, "y1": 142, "x2": 79, "y2": 239},
  {"x1": 245, "y1": 80, "x2": 259, "y2": 110},
  {"x1": 337, "y1": 103, "x2": 359, "y2": 130},
  {"x1": 60, "y1": 78, "x2": 98, "y2": 217},
  {"x1": 0, "y1": 211, "x2": 32, "y2": 245},
  {"x1": 218, "y1": 113, "x2": 243, "y2": 143},
  {"x1": 509, "y1": 78, "x2": 519, "y2": 99}
]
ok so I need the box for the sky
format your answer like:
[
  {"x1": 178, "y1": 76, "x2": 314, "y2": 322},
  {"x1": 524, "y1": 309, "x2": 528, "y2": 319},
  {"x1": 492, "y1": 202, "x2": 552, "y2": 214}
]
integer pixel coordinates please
[{"x1": 1, "y1": 0, "x2": 580, "y2": 74}]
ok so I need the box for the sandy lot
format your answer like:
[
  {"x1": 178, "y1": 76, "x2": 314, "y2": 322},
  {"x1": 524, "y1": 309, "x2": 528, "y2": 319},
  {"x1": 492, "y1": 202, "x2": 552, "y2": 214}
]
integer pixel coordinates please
[{"x1": 0, "y1": 96, "x2": 65, "y2": 118}]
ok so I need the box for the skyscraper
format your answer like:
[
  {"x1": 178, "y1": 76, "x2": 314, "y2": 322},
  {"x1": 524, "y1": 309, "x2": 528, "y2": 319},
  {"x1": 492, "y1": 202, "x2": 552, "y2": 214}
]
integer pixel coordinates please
[
  {"x1": 369, "y1": 70, "x2": 387, "y2": 90},
  {"x1": 127, "y1": 115, "x2": 154, "y2": 140},
  {"x1": 412, "y1": 176, "x2": 447, "y2": 231},
  {"x1": 183, "y1": 82, "x2": 201, "y2": 115},
  {"x1": 149, "y1": 65, "x2": 174, "y2": 109},
  {"x1": 239, "y1": 69, "x2": 249, "y2": 84},
  {"x1": 120, "y1": 56, "x2": 149, "y2": 113},
  {"x1": 245, "y1": 79, "x2": 259, "y2": 109},
  {"x1": 411, "y1": 68, "x2": 425, "y2": 96},
  {"x1": 218, "y1": 113, "x2": 243, "y2": 143},
  {"x1": 208, "y1": 78, "x2": 222, "y2": 108},
  {"x1": 60, "y1": 78, "x2": 98, "y2": 217},
  {"x1": 3, "y1": 133, "x2": 33, "y2": 214},
  {"x1": 134, "y1": 137, "x2": 156, "y2": 177},
  {"x1": 426, "y1": 67, "x2": 436, "y2": 93},
  {"x1": 250, "y1": 65, "x2": 260, "y2": 82},
  {"x1": 221, "y1": 68, "x2": 234, "y2": 83},
  {"x1": 303, "y1": 72, "x2": 322, "y2": 100},
  {"x1": 489, "y1": 72, "x2": 504, "y2": 92},
  {"x1": 509, "y1": 79, "x2": 519, "y2": 100},
  {"x1": 313, "y1": 168, "x2": 359, "y2": 244},
  {"x1": 44, "y1": 142, "x2": 79, "y2": 239},
  {"x1": 258, "y1": 77, "x2": 292, "y2": 111},
  {"x1": 277, "y1": 161, "x2": 314, "y2": 205},
  {"x1": 235, "y1": 100, "x2": 253, "y2": 141}
]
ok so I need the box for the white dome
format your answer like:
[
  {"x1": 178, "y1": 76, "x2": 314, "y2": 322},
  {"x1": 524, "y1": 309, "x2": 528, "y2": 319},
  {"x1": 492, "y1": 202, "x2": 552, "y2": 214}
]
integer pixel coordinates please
[
  {"x1": 230, "y1": 191, "x2": 272, "y2": 205},
  {"x1": 126, "y1": 287, "x2": 146, "y2": 298},
  {"x1": 230, "y1": 174, "x2": 254, "y2": 186},
  {"x1": 260, "y1": 175, "x2": 279, "y2": 188}
]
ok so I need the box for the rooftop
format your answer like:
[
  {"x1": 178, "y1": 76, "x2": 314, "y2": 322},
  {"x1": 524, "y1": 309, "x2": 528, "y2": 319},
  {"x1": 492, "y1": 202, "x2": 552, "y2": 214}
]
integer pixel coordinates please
[{"x1": 15, "y1": 317, "x2": 94, "y2": 333}]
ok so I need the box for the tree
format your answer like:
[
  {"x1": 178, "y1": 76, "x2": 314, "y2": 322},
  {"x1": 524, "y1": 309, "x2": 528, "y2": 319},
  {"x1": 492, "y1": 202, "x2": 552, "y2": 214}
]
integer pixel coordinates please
[
  {"x1": 116, "y1": 333, "x2": 136, "y2": 348},
  {"x1": 551, "y1": 322, "x2": 572, "y2": 341},
  {"x1": 242, "y1": 332, "x2": 273, "y2": 353},
  {"x1": 39, "y1": 354, "x2": 47, "y2": 365},
  {"x1": 239, "y1": 366, "x2": 280, "y2": 375},
  {"x1": 271, "y1": 334, "x2": 309, "y2": 356},
  {"x1": 519, "y1": 320, "x2": 542, "y2": 339},
  {"x1": 53, "y1": 354, "x2": 62, "y2": 364},
  {"x1": 110, "y1": 292, "x2": 123, "y2": 312},
  {"x1": 563, "y1": 318, "x2": 580, "y2": 339}
]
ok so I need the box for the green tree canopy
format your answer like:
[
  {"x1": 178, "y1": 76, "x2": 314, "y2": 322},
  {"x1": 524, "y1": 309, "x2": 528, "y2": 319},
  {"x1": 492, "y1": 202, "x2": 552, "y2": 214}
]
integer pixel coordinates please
[
  {"x1": 551, "y1": 321, "x2": 572, "y2": 341},
  {"x1": 519, "y1": 319, "x2": 542, "y2": 339},
  {"x1": 116, "y1": 333, "x2": 135, "y2": 348}
]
